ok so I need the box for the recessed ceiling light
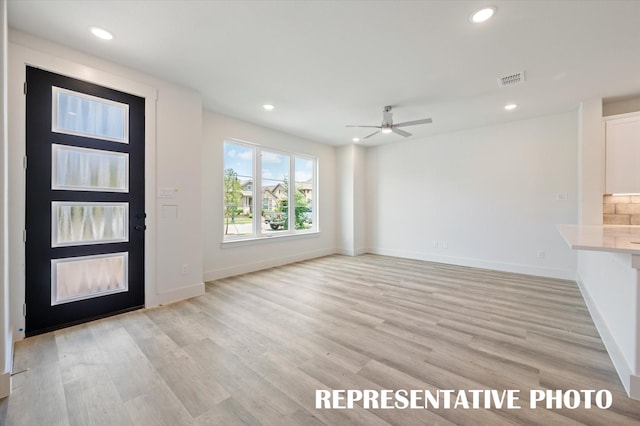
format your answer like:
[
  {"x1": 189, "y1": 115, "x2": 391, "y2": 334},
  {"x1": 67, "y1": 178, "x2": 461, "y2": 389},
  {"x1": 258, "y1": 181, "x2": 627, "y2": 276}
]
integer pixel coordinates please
[
  {"x1": 470, "y1": 6, "x2": 496, "y2": 23},
  {"x1": 90, "y1": 26, "x2": 113, "y2": 40},
  {"x1": 504, "y1": 103, "x2": 518, "y2": 111},
  {"x1": 263, "y1": 104, "x2": 275, "y2": 111},
  {"x1": 352, "y1": 137, "x2": 360, "y2": 143}
]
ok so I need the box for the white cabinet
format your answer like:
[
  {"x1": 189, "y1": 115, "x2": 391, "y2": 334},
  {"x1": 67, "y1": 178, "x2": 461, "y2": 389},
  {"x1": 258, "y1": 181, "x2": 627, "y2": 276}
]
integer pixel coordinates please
[{"x1": 605, "y1": 112, "x2": 640, "y2": 194}]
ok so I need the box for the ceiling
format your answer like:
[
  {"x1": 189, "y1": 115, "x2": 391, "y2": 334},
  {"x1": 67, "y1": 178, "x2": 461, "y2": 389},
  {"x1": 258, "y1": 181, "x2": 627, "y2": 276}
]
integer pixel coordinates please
[{"x1": 7, "y1": 0, "x2": 640, "y2": 146}]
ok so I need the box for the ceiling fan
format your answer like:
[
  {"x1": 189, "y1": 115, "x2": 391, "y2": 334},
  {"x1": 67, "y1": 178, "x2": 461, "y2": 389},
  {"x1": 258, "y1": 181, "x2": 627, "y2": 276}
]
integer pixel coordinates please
[{"x1": 346, "y1": 106, "x2": 432, "y2": 140}]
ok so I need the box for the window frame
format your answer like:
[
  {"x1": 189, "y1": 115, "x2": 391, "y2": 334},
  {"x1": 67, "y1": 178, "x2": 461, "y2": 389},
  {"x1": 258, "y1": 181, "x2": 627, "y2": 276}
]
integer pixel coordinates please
[{"x1": 222, "y1": 138, "x2": 318, "y2": 243}]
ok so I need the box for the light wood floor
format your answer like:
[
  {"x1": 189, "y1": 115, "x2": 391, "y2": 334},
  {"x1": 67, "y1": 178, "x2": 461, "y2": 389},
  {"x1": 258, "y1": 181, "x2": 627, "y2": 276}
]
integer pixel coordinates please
[{"x1": 2, "y1": 254, "x2": 640, "y2": 425}]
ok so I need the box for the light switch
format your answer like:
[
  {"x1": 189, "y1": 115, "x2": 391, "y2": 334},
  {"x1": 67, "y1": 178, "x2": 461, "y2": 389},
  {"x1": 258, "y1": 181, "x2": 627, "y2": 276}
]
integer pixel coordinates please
[{"x1": 158, "y1": 187, "x2": 175, "y2": 199}]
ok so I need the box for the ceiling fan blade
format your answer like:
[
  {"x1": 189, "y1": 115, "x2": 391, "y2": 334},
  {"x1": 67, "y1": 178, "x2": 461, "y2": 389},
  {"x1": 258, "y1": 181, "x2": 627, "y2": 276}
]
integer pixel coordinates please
[
  {"x1": 393, "y1": 118, "x2": 433, "y2": 128},
  {"x1": 392, "y1": 127, "x2": 412, "y2": 137},
  {"x1": 346, "y1": 125, "x2": 382, "y2": 129},
  {"x1": 363, "y1": 130, "x2": 380, "y2": 139}
]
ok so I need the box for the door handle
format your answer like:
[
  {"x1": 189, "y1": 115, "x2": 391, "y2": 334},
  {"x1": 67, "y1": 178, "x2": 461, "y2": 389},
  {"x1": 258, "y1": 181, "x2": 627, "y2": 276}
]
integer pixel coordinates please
[{"x1": 135, "y1": 225, "x2": 147, "y2": 231}]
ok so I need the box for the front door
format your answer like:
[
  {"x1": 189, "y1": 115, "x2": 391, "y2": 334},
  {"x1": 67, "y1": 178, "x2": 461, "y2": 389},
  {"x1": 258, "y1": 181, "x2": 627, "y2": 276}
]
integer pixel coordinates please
[{"x1": 25, "y1": 66, "x2": 146, "y2": 336}]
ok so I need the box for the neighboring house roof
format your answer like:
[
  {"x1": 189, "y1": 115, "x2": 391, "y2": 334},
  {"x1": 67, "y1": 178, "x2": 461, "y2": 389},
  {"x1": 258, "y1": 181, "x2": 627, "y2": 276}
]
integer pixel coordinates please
[
  {"x1": 233, "y1": 181, "x2": 285, "y2": 200},
  {"x1": 236, "y1": 180, "x2": 310, "y2": 200}
]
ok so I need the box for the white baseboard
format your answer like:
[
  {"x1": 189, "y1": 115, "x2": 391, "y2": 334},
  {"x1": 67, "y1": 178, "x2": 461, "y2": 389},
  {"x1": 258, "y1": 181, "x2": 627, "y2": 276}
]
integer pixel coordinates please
[
  {"x1": 0, "y1": 371, "x2": 10, "y2": 398},
  {"x1": 203, "y1": 248, "x2": 335, "y2": 282},
  {"x1": 367, "y1": 247, "x2": 575, "y2": 280},
  {"x1": 146, "y1": 282, "x2": 205, "y2": 307},
  {"x1": 576, "y1": 272, "x2": 635, "y2": 398}
]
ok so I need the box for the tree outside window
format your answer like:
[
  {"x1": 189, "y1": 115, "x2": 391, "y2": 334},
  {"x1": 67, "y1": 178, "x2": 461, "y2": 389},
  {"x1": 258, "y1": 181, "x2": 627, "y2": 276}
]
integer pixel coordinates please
[{"x1": 223, "y1": 168, "x2": 243, "y2": 235}]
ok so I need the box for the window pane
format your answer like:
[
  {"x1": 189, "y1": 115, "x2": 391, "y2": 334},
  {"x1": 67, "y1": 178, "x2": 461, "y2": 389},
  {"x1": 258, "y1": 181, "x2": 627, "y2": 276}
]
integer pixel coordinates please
[
  {"x1": 53, "y1": 87, "x2": 128, "y2": 143},
  {"x1": 262, "y1": 151, "x2": 290, "y2": 234},
  {"x1": 52, "y1": 202, "x2": 128, "y2": 247},
  {"x1": 224, "y1": 142, "x2": 254, "y2": 238},
  {"x1": 51, "y1": 252, "x2": 128, "y2": 306},
  {"x1": 52, "y1": 144, "x2": 129, "y2": 192},
  {"x1": 295, "y1": 157, "x2": 314, "y2": 230}
]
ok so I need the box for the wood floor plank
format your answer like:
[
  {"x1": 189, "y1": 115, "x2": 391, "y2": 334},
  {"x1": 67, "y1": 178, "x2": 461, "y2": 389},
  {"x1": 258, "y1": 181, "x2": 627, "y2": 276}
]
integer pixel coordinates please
[
  {"x1": 92, "y1": 327, "x2": 165, "y2": 403},
  {"x1": 194, "y1": 396, "x2": 261, "y2": 426},
  {"x1": 124, "y1": 383, "x2": 196, "y2": 426},
  {"x1": 183, "y1": 337, "x2": 302, "y2": 418},
  {"x1": 63, "y1": 369, "x2": 133, "y2": 426},
  {"x1": 54, "y1": 325, "x2": 111, "y2": 385},
  {"x1": 155, "y1": 353, "x2": 230, "y2": 418},
  {"x1": 12, "y1": 332, "x2": 59, "y2": 372},
  {"x1": 6, "y1": 363, "x2": 69, "y2": 426}
]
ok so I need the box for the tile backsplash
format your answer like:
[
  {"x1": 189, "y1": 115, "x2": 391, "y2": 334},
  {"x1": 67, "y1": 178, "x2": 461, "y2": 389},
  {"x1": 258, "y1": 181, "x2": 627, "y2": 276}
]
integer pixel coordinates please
[{"x1": 603, "y1": 195, "x2": 640, "y2": 225}]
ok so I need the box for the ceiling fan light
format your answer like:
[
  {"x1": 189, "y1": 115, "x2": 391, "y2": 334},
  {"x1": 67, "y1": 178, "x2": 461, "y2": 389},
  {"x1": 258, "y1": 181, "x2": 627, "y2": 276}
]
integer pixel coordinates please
[
  {"x1": 352, "y1": 137, "x2": 360, "y2": 142},
  {"x1": 381, "y1": 127, "x2": 393, "y2": 134}
]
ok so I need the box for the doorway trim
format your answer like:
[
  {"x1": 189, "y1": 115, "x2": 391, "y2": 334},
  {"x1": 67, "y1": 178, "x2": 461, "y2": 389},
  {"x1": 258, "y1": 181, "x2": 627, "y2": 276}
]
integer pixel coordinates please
[{"x1": 9, "y1": 43, "x2": 158, "y2": 341}]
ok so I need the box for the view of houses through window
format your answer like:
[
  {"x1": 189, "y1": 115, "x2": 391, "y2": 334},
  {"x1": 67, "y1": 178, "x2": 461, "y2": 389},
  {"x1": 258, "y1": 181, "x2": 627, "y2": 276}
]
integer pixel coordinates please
[{"x1": 223, "y1": 140, "x2": 315, "y2": 240}]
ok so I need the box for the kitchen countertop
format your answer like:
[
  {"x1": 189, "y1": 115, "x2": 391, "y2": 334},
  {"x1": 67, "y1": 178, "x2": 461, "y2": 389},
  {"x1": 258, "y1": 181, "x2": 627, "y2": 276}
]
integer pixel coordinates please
[{"x1": 557, "y1": 224, "x2": 640, "y2": 255}]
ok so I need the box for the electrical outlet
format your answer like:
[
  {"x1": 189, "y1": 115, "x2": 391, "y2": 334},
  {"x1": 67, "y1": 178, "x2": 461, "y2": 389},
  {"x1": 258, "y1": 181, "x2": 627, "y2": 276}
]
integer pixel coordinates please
[
  {"x1": 556, "y1": 192, "x2": 568, "y2": 201},
  {"x1": 537, "y1": 250, "x2": 545, "y2": 259},
  {"x1": 181, "y1": 264, "x2": 190, "y2": 275}
]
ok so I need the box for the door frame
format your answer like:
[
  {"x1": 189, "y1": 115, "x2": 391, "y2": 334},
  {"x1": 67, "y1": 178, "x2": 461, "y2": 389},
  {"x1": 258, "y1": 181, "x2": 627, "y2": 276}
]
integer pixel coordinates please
[{"x1": 9, "y1": 45, "x2": 158, "y2": 340}]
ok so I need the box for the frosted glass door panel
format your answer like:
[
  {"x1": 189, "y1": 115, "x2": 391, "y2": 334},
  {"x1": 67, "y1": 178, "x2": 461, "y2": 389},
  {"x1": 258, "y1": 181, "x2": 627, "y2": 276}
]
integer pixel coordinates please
[
  {"x1": 51, "y1": 253, "x2": 128, "y2": 305},
  {"x1": 52, "y1": 144, "x2": 129, "y2": 192},
  {"x1": 52, "y1": 87, "x2": 129, "y2": 143},
  {"x1": 52, "y1": 202, "x2": 128, "y2": 247}
]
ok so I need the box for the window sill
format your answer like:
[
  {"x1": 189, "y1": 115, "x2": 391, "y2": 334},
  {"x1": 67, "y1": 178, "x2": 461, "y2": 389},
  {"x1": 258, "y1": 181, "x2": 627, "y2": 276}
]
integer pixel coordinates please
[{"x1": 221, "y1": 230, "x2": 320, "y2": 248}]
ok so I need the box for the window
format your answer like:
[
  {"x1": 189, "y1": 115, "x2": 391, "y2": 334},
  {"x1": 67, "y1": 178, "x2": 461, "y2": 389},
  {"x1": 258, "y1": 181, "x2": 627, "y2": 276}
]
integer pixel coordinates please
[
  {"x1": 223, "y1": 139, "x2": 316, "y2": 241},
  {"x1": 52, "y1": 86, "x2": 129, "y2": 143}
]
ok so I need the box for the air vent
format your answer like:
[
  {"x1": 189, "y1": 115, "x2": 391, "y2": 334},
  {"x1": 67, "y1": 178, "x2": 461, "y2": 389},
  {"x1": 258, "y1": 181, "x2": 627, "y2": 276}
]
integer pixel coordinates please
[{"x1": 498, "y1": 71, "x2": 525, "y2": 88}]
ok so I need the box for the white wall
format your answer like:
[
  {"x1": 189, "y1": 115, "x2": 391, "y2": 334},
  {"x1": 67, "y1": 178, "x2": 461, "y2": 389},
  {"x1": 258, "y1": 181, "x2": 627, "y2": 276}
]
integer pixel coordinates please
[
  {"x1": 353, "y1": 144, "x2": 366, "y2": 254},
  {"x1": 336, "y1": 145, "x2": 354, "y2": 254},
  {"x1": 0, "y1": 0, "x2": 10, "y2": 398},
  {"x1": 366, "y1": 111, "x2": 578, "y2": 279},
  {"x1": 8, "y1": 30, "x2": 204, "y2": 338},
  {"x1": 336, "y1": 144, "x2": 367, "y2": 256},
  {"x1": 578, "y1": 98, "x2": 604, "y2": 224},
  {"x1": 202, "y1": 111, "x2": 336, "y2": 281}
]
